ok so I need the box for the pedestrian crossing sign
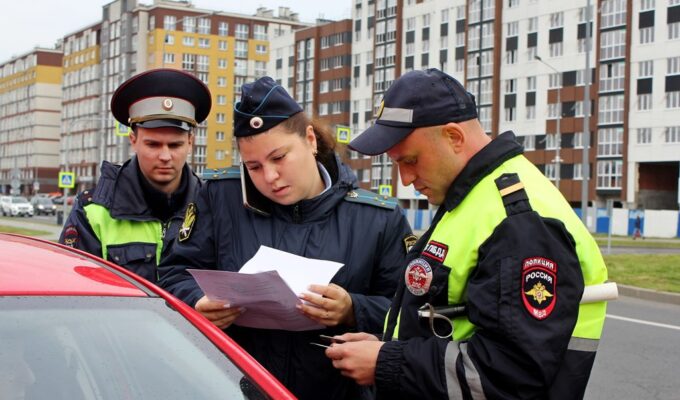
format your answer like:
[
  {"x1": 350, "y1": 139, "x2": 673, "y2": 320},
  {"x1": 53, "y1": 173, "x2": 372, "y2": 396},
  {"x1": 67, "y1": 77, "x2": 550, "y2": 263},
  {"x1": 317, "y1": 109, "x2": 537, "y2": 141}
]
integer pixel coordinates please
[
  {"x1": 336, "y1": 126, "x2": 351, "y2": 144},
  {"x1": 115, "y1": 120, "x2": 130, "y2": 137},
  {"x1": 378, "y1": 184, "x2": 392, "y2": 196},
  {"x1": 58, "y1": 172, "x2": 76, "y2": 189}
]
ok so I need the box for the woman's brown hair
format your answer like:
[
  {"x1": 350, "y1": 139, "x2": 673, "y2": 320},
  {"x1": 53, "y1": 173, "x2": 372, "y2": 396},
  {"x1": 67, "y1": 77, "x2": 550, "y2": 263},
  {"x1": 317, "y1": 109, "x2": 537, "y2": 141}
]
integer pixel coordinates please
[{"x1": 279, "y1": 112, "x2": 336, "y2": 167}]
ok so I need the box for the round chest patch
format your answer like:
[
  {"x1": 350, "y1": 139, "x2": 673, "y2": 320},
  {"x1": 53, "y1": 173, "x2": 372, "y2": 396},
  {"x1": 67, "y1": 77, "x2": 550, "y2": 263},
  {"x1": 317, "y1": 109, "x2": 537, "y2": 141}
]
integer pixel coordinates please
[{"x1": 405, "y1": 258, "x2": 433, "y2": 296}]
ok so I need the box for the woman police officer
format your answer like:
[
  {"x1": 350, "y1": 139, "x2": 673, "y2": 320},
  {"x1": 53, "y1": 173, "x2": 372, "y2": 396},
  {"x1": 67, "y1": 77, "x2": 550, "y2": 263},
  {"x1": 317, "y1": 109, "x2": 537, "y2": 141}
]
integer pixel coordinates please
[{"x1": 158, "y1": 77, "x2": 414, "y2": 400}]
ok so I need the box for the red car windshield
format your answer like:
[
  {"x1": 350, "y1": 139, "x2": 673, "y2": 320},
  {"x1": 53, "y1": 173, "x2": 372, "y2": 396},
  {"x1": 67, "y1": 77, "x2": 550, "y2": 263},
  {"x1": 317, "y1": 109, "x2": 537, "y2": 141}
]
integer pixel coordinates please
[{"x1": 0, "y1": 296, "x2": 270, "y2": 400}]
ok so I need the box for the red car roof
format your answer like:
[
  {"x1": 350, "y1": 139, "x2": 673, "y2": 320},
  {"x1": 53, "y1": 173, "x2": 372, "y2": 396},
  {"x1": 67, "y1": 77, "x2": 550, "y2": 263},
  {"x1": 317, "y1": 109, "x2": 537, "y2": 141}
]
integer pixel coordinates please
[
  {"x1": 0, "y1": 233, "x2": 145, "y2": 296},
  {"x1": 0, "y1": 233, "x2": 297, "y2": 399}
]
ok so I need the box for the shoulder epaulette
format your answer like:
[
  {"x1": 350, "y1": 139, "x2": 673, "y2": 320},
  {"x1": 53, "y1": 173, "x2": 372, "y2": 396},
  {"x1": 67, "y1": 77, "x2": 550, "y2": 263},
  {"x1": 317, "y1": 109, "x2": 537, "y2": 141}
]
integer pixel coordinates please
[
  {"x1": 77, "y1": 188, "x2": 95, "y2": 207},
  {"x1": 202, "y1": 166, "x2": 241, "y2": 180},
  {"x1": 344, "y1": 188, "x2": 398, "y2": 210}
]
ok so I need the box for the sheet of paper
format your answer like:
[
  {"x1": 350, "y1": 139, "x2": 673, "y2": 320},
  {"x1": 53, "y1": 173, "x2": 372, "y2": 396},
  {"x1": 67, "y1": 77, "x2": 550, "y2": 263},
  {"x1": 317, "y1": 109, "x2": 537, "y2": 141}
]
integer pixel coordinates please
[
  {"x1": 188, "y1": 269, "x2": 323, "y2": 331},
  {"x1": 239, "y1": 246, "x2": 344, "y2": 296},
  {"x1": 187, "y1": 246, "x2": 344, "y2": 331}
]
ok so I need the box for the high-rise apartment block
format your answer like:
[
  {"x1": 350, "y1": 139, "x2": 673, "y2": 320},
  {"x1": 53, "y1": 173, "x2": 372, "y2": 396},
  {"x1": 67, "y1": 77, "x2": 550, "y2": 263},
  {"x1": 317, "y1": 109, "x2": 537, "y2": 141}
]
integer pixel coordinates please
[{"x1": 0, "y1": 49, "x2": 63, "y2": 194}]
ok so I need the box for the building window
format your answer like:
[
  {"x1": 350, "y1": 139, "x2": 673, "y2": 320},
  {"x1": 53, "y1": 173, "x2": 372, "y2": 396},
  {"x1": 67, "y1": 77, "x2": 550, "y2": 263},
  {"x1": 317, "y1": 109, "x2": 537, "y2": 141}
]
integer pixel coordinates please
[
  {"x1": 198, "y1": 38, "x2": 210, "y2": 48},
  {"x1": 600, "y1": 62, "x2": 625, "y2": 92},
  {"x1": 216, "y1": 131, "x2": 225, "y2": 141},
  {"x1": 597, "y1": 160, "x2": 622, "y2": 189},
  {"x1": 544, "y1": 164, "x2": 557, "y2": 181},
  {"x1": 256, "y1": 44, "x2": 267, "y2": 55},
  {"x1": 598, "y1": 95, "x2": 624, "y2": 124},
  {"x1": 526, "y1": 106, "x2": 536, "y2": 120},
  {"x1": 597, "y1": 127, "x2": 623, "y2": 156},
  {"x1": 254, "y1": 24, "x2": 267, "y2": 40},
  {"x1": 669, "y1": 22, "x2": 680, "y2": 40},
  {"x1": 573, "y1": 132, "x2": 584, "y2": 148},
  {"x1": 216, "y1": 150, "x2": 225, "y2": 161},
  {"x1": 218, "y1": 22, "x2": 229, "y2": 36},
  {"x1": 600, "y1": 29, "x2": 626, "y2": 60},
  {"x1": 216, "y1": 113, "x2": 225, "y2": 123},
  {"x1": 163, "y1": 53, "x2": 175, "y2": 64},
  {"x1": 639, "y1": 60, "x2": 654, "y2": 77},
  {"x1": 573, "y1": 163, "x2": 583, "y2": 180},
  {"x1": 216, "y1": 95, "x2": 226, "y2": 105},
  {"x1": 198, "y1": 18, "x2": 210, "y2": 34},
  {"x1": 549, "y1": 42, "x2": 563, "y2": 57},
  {"x1": 508, "y1": 0, "x2": 519, "y2": 8},
  {"x1": 600, "y1": 0, "x2": 626, "y2": 29},
  {"x1": 637, "y1": 128, "x2": 652, "y2": 144},
  {"x1": 183, "y1": 36, "x2": 194, "y2": 46},
  {"x1": 235, "y1": 24, "x2": 249, "y2": 40},
  {"x1": 523, "y1": 135, "x2": 535, "y2": 150},
  {"x1": 218, "y1": 40, "x2": 228, "y2": 51},
  {"x1": 640, "y1": 26, "x2": 655, "y2": 44},
  {"x1": 181, "y1": 53, "x2": 195, "y2": 70},
  {"x1": 183, "y1": 17, "x2": 196, "y2": 33},
  {"x1": 666, "y1": 126, "x2": 680, "y2": 143},
  {"x1": 218, "y1": 58, "x2": 227, "y2": 69},
  {"x1": 217, "y1": 76, "x2": 226, "y2": 87},
  {"x1": 164, "y1": 15, "x2": 176, "y2": 31},
  {"x1": 638, "y1": 94, "x2": 652, "y2": 110},
  {"x1": 667, "y1": 91, "x2": 680, "y2": 108}
]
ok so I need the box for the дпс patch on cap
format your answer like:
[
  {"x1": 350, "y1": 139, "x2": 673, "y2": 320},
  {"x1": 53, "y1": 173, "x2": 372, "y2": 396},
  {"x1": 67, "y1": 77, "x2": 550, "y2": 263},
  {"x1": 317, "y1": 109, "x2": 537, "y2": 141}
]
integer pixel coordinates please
[
  {"x1": 111, "y1": 68, "x2": 212, "y2": 132},
  {"x1": 349, "y1": 68, "x2": 478, "y2": 155},
  {"x1": 233, "y1": 76, "x2": 303, "y2": 137}
]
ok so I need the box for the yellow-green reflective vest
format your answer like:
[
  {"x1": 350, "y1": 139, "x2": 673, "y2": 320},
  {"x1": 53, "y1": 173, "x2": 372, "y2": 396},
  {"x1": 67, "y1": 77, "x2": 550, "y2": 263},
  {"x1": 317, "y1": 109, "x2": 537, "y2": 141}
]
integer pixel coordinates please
[{"x1": 391, "y1": 154, "x2": 607, "y2": 341}]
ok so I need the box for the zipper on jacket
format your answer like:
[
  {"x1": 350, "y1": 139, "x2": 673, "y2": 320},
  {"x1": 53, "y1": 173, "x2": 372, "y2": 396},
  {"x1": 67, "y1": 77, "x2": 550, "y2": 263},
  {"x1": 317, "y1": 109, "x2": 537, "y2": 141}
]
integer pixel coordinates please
[{"x1": 293, "y1": 204, "x2": 301, "y2": 223}]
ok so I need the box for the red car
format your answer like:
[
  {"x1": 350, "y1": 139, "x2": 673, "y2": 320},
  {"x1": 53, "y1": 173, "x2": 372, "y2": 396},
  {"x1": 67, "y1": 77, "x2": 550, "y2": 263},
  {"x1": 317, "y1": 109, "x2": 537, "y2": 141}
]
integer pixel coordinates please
[{"x1": 0, "y1": 233, "x2": 296, "y2": 400}]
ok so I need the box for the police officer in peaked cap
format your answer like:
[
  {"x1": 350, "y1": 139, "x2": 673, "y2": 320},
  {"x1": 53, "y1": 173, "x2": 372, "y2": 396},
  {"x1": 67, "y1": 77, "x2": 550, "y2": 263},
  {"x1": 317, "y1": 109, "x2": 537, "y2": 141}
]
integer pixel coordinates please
[{"x1": 59, "y1": 68, "x2": 209, "y2": 284}]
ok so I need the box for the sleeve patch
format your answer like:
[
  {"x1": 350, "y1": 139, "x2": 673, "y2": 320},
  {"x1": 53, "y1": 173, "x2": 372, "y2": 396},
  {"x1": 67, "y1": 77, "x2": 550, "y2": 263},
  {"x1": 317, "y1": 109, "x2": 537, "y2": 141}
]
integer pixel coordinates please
[
  {"x1": 521, "y1": 257, "x2": 557, "y2": 320},
  {"x1": 403, "y1": 234, "x2": 418, "y2": 254},
  {"x1": 178, "y1": 203, "x2": 197, "y2": 242}
]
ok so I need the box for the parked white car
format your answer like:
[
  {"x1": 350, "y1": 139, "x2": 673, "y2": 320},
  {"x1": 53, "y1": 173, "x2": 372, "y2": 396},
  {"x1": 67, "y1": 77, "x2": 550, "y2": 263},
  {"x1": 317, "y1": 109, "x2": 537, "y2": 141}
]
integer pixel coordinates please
[{"x1": 1, "y1": 196, "x2": 34, "y2": 217}]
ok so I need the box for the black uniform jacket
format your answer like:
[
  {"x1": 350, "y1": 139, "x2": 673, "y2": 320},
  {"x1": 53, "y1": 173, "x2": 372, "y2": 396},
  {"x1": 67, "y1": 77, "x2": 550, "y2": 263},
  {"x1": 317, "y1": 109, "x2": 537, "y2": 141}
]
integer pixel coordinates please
[
  {"x1": 158, "y1": 156, "x2": 413, "y2": 400},
  {"x1": 59, "y1": 157, "x2": 201, "y2": 283},
  {"x1": 376, "y1": 132, "x2": 585, "y2": 399}
]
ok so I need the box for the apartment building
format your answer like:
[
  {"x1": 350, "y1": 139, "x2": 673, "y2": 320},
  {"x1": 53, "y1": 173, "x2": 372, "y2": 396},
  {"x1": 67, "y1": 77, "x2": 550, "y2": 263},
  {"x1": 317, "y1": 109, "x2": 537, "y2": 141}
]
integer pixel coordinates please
[
  {"x1": 345, "y1": 0, "x2": 679, "y2": 213},
  {"x1": 0, "y1": 49, "x2": 62, "y2": 195},
  {"x1": 57, "y1": 0, "x2": 308, "y2": 192}
]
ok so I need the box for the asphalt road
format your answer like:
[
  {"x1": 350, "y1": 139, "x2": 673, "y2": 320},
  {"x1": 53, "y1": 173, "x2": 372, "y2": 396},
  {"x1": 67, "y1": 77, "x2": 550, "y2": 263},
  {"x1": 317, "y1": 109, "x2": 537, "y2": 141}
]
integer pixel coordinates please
[{"x1": 585, "y1": 296, "x2": 680, "y2": 400}]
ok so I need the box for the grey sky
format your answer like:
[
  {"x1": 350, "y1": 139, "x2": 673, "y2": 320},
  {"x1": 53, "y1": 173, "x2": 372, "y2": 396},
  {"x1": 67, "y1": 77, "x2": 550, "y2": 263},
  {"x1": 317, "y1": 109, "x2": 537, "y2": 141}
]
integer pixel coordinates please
[{"x1": 1, "y1": 0, "x2": 352, "y2": 62}]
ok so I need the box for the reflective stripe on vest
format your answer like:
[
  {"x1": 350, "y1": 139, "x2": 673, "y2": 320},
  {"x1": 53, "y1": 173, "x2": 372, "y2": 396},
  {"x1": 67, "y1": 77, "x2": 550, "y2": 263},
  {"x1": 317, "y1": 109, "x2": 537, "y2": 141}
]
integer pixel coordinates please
[
  {"x1": 84, "y1": 203, "x2": 163, "y2": 264},
  {"x1": 392, "y1": 155, "x2": 607, "y2": 341}
]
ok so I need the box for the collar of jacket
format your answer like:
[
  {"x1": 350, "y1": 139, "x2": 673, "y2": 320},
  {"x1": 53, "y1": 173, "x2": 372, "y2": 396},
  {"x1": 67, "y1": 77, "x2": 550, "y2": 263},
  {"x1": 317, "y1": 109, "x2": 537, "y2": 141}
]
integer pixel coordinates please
[
  {"x1": 93, "y1": 157, "x2": 201, "y2": 221},
  {"x1": 271, "y1": 154, "x2": 358, "y2": 223},
  {"x1": 442, "y1": 130, "x2": 524, "y2": 212}
]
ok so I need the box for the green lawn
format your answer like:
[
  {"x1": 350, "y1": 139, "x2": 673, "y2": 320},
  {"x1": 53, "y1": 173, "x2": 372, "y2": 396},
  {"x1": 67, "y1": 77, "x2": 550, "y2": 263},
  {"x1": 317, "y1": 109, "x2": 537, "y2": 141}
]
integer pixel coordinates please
[
  {"x1": 0, "y1": 225, "x2": 51, "y2": 237},
  {"x1": 603, "y1": 254, "x2": 680, "y2": 293}
]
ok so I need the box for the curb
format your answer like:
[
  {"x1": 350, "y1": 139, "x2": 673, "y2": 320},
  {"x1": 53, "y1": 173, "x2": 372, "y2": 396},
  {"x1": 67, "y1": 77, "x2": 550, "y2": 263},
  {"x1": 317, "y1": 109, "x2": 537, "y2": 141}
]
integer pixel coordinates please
[{"x1": 617, "y1": 284, "x2": 680, "y2": 306}]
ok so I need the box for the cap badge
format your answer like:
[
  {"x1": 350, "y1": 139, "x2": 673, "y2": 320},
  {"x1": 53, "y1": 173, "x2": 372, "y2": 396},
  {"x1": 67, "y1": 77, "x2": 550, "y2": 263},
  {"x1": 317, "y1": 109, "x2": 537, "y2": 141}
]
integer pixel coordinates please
[
  {"x1": 405, "y1": 258, "x2": 433, "y2": 296},
  {"x1": 162, "y1": 98, "x2": 174, "y2": 111},
  {"x1": 376, "y1": 100, "x2": 385, "y2": 119},
  {"x1": 250, "y1": 116, "x2": 264, "y2": 129}
]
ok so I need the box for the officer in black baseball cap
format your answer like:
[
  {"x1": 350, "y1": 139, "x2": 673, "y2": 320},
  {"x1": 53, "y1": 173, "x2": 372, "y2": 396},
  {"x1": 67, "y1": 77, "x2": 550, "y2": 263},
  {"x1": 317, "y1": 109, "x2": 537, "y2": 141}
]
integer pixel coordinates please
[{"x1": 59, "y1": 68, "x2": 208, "y2": 284}]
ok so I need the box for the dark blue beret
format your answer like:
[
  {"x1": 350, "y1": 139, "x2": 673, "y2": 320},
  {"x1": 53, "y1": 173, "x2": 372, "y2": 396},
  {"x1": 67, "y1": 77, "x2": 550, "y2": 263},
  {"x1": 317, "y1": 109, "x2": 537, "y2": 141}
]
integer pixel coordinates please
[
  {"x1": 111, "y1": 68, "x2": 211, "y2": 131},
  {"x1": 233, "y1": 76, "x2": 302, "y2": 137}
]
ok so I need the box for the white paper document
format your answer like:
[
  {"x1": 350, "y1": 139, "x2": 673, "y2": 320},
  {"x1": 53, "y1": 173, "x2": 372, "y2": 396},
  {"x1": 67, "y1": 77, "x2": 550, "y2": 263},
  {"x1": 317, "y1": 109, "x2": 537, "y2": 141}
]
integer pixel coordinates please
[{"x1": 188, "y1": 246, "x2": 344, "y2": 331}]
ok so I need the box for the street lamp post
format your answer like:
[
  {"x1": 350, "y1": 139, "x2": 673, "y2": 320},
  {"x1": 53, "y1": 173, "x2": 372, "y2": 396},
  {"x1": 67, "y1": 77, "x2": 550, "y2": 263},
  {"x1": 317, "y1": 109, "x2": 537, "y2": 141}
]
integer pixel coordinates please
[
  {"x1": 581, "y1": 0, "x2": 593, "y2": 226},
  {"x1": 535, "y1": 55, "x2": 562, "y2": 190}
]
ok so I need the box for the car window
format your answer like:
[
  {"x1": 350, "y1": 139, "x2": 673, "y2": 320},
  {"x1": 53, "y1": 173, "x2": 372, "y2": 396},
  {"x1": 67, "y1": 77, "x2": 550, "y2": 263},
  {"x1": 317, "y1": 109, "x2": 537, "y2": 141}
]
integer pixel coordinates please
[
  {"x1": 0, "y1": 297, "x2": 271, "y2": 400},
  {"x1": 12, "y1": 197, "x2": 29, "y2": 204}
]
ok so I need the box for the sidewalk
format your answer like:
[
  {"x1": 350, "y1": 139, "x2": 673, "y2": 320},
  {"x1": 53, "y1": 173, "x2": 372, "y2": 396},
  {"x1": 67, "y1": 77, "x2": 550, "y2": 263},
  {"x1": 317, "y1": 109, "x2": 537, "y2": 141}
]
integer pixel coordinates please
[
  {"x1": 2, "y1": 221, "x2": 678, "y2": 305},
  {"x1": 0, "y1": 216, "x2": 63, "y2": 241}
]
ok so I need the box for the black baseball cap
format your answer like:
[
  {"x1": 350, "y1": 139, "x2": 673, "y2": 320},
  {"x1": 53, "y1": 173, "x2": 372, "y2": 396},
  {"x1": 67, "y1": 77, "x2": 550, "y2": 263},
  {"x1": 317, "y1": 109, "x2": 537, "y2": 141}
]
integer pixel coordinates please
[
  {"x1": 349, "y1": 68, "x2": 477, "y2": 155},
  {"x1": 233, "y1": 76, "x2": 303, "y2": 137}
]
